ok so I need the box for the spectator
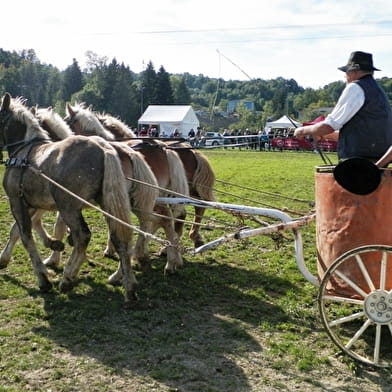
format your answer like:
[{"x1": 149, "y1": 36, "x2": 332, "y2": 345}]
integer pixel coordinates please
[{"x1": 188, "y1": 128, "x2": 195, "y2": 146}]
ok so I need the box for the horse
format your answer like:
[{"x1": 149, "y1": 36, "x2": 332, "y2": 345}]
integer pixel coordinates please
[
  {"x1": 0, "y1": 93, "x2": 137, "y2": 305},
  {"x1": 34, "y1": 104, "x2": 186, "y2": 277},
  {"x1": 32, "y1": 106, "x2": 163, "y2": 273},
  {"x1": 161, "y1": 139, "x2": 215, "y2": 247},
  {"x1": 75, "y1": 104, "x2": 216, "y2": 248},
  {"x1": 64, "y1": 102, "x2": 189, "y2": 275}
]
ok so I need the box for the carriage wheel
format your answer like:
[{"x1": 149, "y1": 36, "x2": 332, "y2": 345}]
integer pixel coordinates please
[{"x1": 318, "y1": 245, "x2": 392, "y2": 367}]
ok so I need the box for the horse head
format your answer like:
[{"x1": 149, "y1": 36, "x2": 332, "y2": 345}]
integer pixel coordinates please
[
  {"x1": 96, "y1": 113, "x2": 136, "y2": 140},
  {"x1": 0, "y1": 93, "x2": 50, "y2": 153},
  {"x1": 65, "y1": 102, "x2": 115, "y2": 140},
  {"x1": 34, "y1": 106, "x2": 74, "y2": 141}
]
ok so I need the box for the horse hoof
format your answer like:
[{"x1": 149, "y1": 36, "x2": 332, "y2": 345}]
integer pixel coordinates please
[
  {"x1": 59, "y1": 279, "x2": 75, "y2": 293},
  {"x1": 124, "y1": 292, "x2": 139, "y2": 309},
  {"x1": 67, "y1": 235, "x2": 74, "y2": 247},
  {"x1": 108, "y1": 278, "x2": 122, "y2": 287},
  {"x1": 39, "y1": 276, "x2": 53, "y2": 293},
  {"x1": 50, "y1": 240, "x2": 65, "y2": 252},
  {"x1": 136, "y1": 259, "x2": 152, "y2": 274},
  {"x1": 164, "y1": 266, "x2": 176, "y2": 275},
  {"x1": 158, "y1": 246, "x2": 167, "y2": 257},
  {"x1": 0, "y1": 260, "x2": 9, "y2": 269},
  {"x1": 194, "y1": 239, "x2": 204, "y2": 248},
  {"x1": 43, "y1": 258, "x2": 60, "y2": 269}
]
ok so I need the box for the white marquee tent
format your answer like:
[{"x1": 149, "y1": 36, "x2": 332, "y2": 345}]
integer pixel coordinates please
[
  {"x1": 138, "y1": 105, "x2": 199, "y2": 136},
  {"x1": 265, "y1": 115, "x2": 301, "y2": 130}
]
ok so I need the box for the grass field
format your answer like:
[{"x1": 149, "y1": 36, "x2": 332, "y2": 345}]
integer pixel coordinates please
[{"x1": 0, "y1": 149, "x2": 391, "y2": 391}]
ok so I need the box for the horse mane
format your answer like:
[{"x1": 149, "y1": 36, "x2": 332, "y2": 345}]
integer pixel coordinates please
[
  {"x1": 35, "y1": 107, "x2": 74, "y2": 140},
  {"x1": 9, "y1": 97, "x2": 51, "y2": 141},
  {"x1": 96, "y1": 112, "x2": 136, "y2": 139},
  {"x1": 67, "y1": 102, "x2": 115, "y2": 140}
]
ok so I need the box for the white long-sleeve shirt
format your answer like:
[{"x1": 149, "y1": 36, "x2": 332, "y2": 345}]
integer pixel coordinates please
[{"x1": 324, "y1": 82, "x2": 365, "y2": 131}]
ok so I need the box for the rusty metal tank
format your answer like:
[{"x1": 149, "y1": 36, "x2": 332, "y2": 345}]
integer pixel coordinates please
[{"x1": 315, "y1": 166, "x2": 392, "y2": 296}]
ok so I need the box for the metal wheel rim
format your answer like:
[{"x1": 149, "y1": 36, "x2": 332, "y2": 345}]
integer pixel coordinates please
[{"x1": 318, "y1": 245, "x2": 392, "y2": 367}]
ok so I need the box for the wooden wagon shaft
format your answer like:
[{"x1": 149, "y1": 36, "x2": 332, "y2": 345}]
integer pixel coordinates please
[
  {"x1": 156, "y1": 197, "x2": 295, "y2": 221},
  {"x1": 194, "y1": 213, "x2": 316, "y2": 253},
  {"x1": 157, "y1": 197, "x2": 319, "y2": 286}
]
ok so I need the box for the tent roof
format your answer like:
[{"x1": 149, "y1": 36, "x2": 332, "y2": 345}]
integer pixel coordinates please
[
  {"x1": 266, "y1": 115, "x2": 301, "y2": 129},
  {"x1": 138, "y1": 105, "x2": 198, "y2": 124}
]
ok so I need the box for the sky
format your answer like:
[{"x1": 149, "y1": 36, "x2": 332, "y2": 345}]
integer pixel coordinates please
[{"x1": 3, "y1": 0, "x2": 392, "y2": 89}]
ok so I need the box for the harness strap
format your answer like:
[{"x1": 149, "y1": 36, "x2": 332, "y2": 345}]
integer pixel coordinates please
[{"x1": 3, "y1": 138, "x2": 49, "y2": 203}]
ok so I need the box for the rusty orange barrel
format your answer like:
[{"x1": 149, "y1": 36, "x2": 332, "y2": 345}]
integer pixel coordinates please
[{"x1": 315, "y1": 166, "x2": 392, "y2": 296}]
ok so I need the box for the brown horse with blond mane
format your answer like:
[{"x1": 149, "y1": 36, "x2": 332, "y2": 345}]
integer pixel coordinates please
[{"x1": 67, "y1": 102, "x2": 216, "y2": 248}]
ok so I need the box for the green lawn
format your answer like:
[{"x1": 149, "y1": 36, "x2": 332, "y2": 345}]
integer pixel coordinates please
[{"x1": 0, "y1": 149, "x2": 390, "y2": 392}]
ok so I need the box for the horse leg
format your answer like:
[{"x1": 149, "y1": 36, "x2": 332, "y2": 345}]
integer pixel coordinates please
[
  {"x1": 132, "y1": 212, "x2": 154, "y2": 268},
  {"x1": 0, "y1": 209, "x2": 62, "y2": 268},
  {"x1": 58, "y1": 211, "x2": 91, "y2": 292},
  {"x1": 189, "y1": 206, "x2": 206, "y2": 248},
  {"x1": 0, "y1": 222, "x2": 21, "y2": 268},
  {"x1": 174, "y1": 209, "x2": 186, "y2": 243},
  {"x1": 10, "y1": 203, "x2": 52, "y2": 291},
  {"x1": 43, "y1": 213, "x2": 67, "y2": 267},
  {"x1": 33, "y1": 211, "x2": 65, "y2": 252},
  {"x1": 104, "y1": 235, "x2": 118, "y2": 260},
  {"x1": 155, "y1": 205, "x2": 183, "y2": 274},
  {"x1": 107, "y1": 215, "x2": 152, "y2": 286},
  {"x1": 108, "y1": 229, "x2": 137, "y2": 305}
]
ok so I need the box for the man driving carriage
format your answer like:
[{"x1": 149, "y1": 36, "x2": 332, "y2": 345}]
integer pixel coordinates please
[{"x1": 294, "y1": 51, "x2": 392, "y2": 162}]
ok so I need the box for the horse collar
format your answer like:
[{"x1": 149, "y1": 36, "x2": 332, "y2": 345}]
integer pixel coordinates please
[{"x1": 5, "y1": 138, "x2": 47, "y2": 168}]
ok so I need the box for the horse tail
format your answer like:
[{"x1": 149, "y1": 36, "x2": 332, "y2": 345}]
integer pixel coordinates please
[
  {"x1": 165, "y1": 149, "x2": 189, "y2": 217},
  {"x1": 125, "y1": 149, "x2": 159, "y2": 213},
  {"x1": 166, "y1": 149, "x2": 189, "y2": 197},
  {"x1": 101, "y1": 145, "x2": 132, "y2": 242},
  {"x1": 192, "y1": 150, "x2": 216, "y2": 201}
]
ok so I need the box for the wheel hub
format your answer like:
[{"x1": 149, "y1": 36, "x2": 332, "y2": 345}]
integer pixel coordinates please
[{"x1": 364, "y1": 290, "x2": 392, "y2": 324}]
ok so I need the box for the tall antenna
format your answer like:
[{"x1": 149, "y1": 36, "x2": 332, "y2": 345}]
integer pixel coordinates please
[{"x1": 216, "y1": 49, "x2": 253, "y2": 81}]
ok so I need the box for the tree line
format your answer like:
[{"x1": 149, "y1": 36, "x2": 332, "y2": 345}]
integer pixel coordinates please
[{"x1": 1, "y1": 48, "x2": 392, "y2": 132}]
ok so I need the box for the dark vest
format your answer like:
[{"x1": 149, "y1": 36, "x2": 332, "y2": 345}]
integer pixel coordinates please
[{"x1": 338, "y1": 75, "x2": 392, "y2": 160}]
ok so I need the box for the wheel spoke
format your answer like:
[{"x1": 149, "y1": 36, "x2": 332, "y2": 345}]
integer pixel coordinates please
[
  {"x1": 346, "y1": 318, "x2": 372, "y2": 349},
  {"x1": 335, "y1": 270, "x2": 368, "y2": 298},
  {"x1": 380, "y1": 251, "x2": 387, "y2": 290},
  {"x1": 323, "y1": 295, "x2": 363, "y2": 305},
  {"x1": 319, "y1": 246, "x2": 392, "y2": 367},
  {"x1": 355, "y1": 254, "x2": 375, "y2": 292},
  {"x1": 374, "y1": 324, "x2": 381, "y2": 364},
  {"x1": 329, "y1": 311, "x2": 365, "y2": 327}
]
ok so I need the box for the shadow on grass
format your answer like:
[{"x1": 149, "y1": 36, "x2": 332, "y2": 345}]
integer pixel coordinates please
[{"x1": 7, "y1": 253, "x2": 310, "y2": 392}]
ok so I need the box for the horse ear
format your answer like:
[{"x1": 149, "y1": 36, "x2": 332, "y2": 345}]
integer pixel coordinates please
[
  {"x1": 66, "y1": 102, "x2": 75, "y2": 116},
  {"x1": 30, "y1": 106, "x2": 36, "y2": 115},
  {"x1": 1, "y1": 92, "x2": 11, "y2": 111}
]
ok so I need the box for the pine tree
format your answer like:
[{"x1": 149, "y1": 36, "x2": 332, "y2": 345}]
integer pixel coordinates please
[
  {"x1": 174, "y1": 76, "x2": 191, "y2": 104},
  {"x1": 156, "y1": 65, "x2": 174, "y2": 104},
  {"x1": 141, "y1": 61, "x2": 158, "y2": 111},
  {"x1": 61, "y1": 58, "x2": 83, "y2": 102}
]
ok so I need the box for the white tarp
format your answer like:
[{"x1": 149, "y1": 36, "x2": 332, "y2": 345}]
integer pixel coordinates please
[
  {"x1": 265, "y1": 115, "x2": 301, "y2": 129},
  {"x1": 138, "y1": 105, "x2": 200, "y2": 136}
]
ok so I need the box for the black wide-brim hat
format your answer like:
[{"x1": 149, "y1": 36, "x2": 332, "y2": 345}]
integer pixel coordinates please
[
  {"x1": 333, "y1": 157, "x2": 381, "y2": 195},
  {"x1": 338, "y1": 51, "x2": 381, "y2": 72}
]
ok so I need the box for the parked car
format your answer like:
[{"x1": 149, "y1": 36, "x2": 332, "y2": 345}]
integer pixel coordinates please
[{"x1": 199, "y1": 132, "x2": 225, "y2": 146}]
